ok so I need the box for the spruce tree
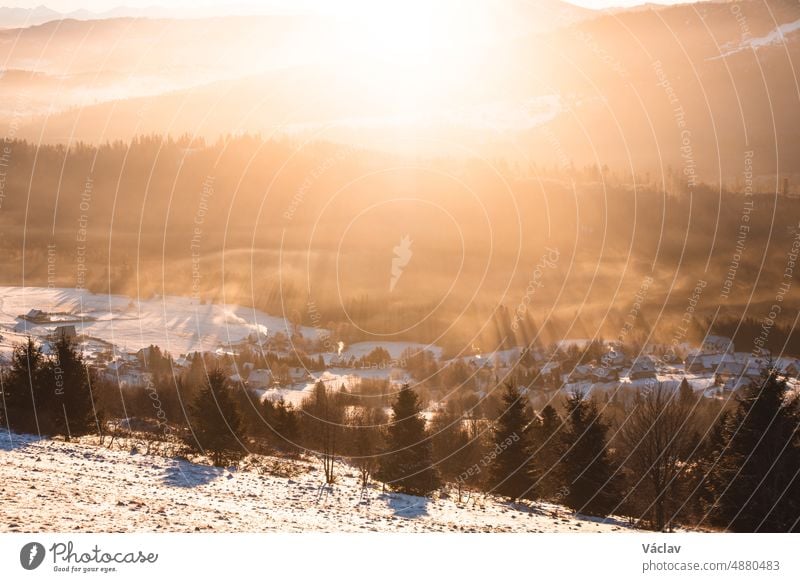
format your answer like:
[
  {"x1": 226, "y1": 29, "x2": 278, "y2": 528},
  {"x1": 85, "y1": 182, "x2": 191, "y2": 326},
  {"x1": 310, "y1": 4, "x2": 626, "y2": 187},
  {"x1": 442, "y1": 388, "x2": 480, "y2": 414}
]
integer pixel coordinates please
[
  {"x1": 708, "y1": 368, "x2": 800, "y2": 531},
  {"x1": 273, "y1": 400, "x2": 300, "y2": 455},
  {"x1": 47, "y1": 338, "x2": 99, "y2": 440},
  {"x1": 560, "y1": 390, "x2": 619, "y2": 516},
  {"x1": 531, "y1": 404, "x2": 565, "y2": 500},
  {"x1": 1, "y1": 338, "x2": 47, "y2": 434},
  {"x1": 377, "y1": 384, "x2": 440, "y2": 496},
  {"x1": 678, "y1": 377, "x2": 694, "y2": 403},
  {"x1": 486, "y1": 383, "x2": 536, "y2": 500},
  {"x1": 186, "y1": 369, "x2": 245, "y2": 467}
]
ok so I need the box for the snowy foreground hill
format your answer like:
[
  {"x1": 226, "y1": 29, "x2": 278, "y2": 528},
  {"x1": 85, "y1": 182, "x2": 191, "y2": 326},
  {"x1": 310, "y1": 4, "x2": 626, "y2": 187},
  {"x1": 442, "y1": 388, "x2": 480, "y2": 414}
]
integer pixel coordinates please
[{"x1": 0, "y1": 432, "x2": 633, "y2": 533}]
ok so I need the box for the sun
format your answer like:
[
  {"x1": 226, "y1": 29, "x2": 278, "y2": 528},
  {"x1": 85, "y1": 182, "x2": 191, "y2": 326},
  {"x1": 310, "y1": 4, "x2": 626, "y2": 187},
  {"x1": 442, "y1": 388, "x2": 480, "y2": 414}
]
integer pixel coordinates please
[
  {"x1": 344, "y1": 1, "x2": 440, "y2": 65},
  {"x1": 304, "y1": 0, "x2": 493, "y2": 122},
  {"x1": 328, "y1": 0, "x2": 484, "y2": 67}
]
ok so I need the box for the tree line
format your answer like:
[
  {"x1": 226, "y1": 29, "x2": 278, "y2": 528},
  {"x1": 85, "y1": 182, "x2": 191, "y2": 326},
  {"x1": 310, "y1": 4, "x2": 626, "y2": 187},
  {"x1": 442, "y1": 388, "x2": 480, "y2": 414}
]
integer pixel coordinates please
[{"x1": 2, "y1": 337, "x2": 799, "y2": 532}]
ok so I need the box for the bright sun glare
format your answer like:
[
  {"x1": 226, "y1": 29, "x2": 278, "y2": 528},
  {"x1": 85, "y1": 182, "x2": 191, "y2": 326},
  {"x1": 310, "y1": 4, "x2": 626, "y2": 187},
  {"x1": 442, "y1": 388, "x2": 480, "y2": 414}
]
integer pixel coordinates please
[
  {"x1": 331, "y1": 0, "x2": 488, "y2": 67},
  {"x1": 317, "y1": 0, "x2": 494, "y2": 120}
]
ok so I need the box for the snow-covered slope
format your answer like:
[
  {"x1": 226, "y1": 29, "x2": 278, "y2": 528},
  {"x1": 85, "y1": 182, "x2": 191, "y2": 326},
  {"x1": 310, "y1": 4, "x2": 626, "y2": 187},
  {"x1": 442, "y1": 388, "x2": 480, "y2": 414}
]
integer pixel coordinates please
[
  {"x1": 0, "y1": 286, "x2": 318, "y2": 356},
  {"x1": 0, "y1": 432, "x2": 633, "y2": 533},
  {"x1": 0, "y1": 287, "x2": 446, "y2": 365}
]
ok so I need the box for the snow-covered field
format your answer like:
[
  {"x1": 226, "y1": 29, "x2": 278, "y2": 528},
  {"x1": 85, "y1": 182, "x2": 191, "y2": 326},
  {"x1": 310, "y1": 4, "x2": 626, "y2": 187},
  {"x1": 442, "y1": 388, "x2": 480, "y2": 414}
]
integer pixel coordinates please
[
  {"x1": 0, "y1": 286, "x2": 320, "y2": 357},
  {"x1": 332, "y1": 341, "x2": 443, "y2": 361},
  {"x1": 562, "y1": 374, "x2": 718, "y2": 396},
  {"x1": 0, "y1": 432, "x2": 633, "y2": 533},
  {"x1": 0, "y1": 287, "x2": 446, "y2": 366},
  {"x1": 259, "y1": 367, "x2": 410, "y2": 407}
]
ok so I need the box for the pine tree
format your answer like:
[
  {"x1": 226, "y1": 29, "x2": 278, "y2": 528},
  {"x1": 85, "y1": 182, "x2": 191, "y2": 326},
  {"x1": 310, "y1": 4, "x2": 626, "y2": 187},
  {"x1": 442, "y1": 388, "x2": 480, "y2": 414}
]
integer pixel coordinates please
[
  {"x1": 708, "y1": 368, "x2": 800, "y2": 531},
  {"x1": 183, "y1": 352, "x2": 207, "y2": 389},
  {"x1": 377, "y1": 384, "x2": 440, "y2": 496},
  {"x1": 1, "y1": 338, "x2": 46, "y2": 434},
  {"x1": 185, "y1": 369, "x2": 245, "y2": 467},
  {"x1": 530, "y1": 404, "x2": 565, "y2": 500},
  {"x1": 678, "y1": 377, "x2": 694, "y2": 402},
  {"x1": 273, "y1": 400, "x2": 300, "y2": 455},
  {"x1": 486, "y1": 383, "x2": 536, "y2": 500},
  {"x1": 560, "y1": 390, "x2": 619, "y2": 517},
  {"x1": 47, "y1": 338, "x2": 99, "y2": 440}
]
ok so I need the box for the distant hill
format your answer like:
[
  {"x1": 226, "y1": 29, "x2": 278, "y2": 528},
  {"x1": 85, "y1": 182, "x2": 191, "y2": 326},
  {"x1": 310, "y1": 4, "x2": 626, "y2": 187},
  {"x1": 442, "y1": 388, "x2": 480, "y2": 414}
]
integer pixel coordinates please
[
  {"x1": 0, "y1": 4, "x2": 213, "y2": 28},
  {"x1": 1, "y1": 0, "x2": 799, "y2": 182},
  {"x1": 0, "y1": 5, "x2": 61, "y2": 28}
]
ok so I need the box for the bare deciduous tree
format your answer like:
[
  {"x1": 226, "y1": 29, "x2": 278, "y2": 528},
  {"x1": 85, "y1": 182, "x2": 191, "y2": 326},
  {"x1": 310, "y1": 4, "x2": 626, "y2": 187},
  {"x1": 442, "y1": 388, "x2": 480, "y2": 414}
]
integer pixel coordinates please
[
  {"x1": 345, "y1": 406, "x2": 386, "y2": 488},
  {"x1": 619, "y1": 381, "x2": 698, "y2": 531},
  {"x1": 301, "y1": 381, "x2": 345, "y2": 484}
]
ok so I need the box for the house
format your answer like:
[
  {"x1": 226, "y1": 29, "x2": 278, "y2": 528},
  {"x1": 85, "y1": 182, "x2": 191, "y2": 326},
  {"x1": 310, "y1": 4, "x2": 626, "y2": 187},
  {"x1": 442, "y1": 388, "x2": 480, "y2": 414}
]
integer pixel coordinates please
[
  {"x1": 783, "y1": 361, "x2": 800, "y2": 378},
  {"x1": 723, "y1": 376, "x2": 751, "y2": 392},
  {"x1": 539, "y1": 361, "x2": 561, "y2": 385},
  {"x1": 247, "y1": 369, "x2": 273, "y2": 389},
  {"x1": 53, "y1": 325, "x2": 77, "y2": 341},
  {"x1": 591, "y1": 367, "x2": 619, "y2": 383},
  {"x1": 104, "y1": 367, "x2": 152, "y2": 388},
  {"x1": 23, "y1": 309, "x2": 46, "y2": 322},
  {"x1": 684, "y1": 351, "x2": 706, "y2": 373},
  {"x1": 603, "y1": 348, "x2": 625, "y2": 367},
  {"x1": 118, "y1": 370, "x2": 152, "y2": 388},
  {"x1": 105, "y1": 360, "x2": 125, "y2": 374},
  {"x1": 567, "y1": 364, "x2": 593, "y2": 383},
  {"x1": 289, "y1": 367, "x2": 311, "y2": 383},
  {"x1": 629, "y1": 356, "x2": 657, "y2": 380},
  {"x1": 702, "y1": 335, "x2": 734, "y2": 354},
  {"x1": 714, "y1": 360, "x2": 745, "y2": 385},
  {"x1": 743, "y1": 357, "x2": 769, "y2": 379}
]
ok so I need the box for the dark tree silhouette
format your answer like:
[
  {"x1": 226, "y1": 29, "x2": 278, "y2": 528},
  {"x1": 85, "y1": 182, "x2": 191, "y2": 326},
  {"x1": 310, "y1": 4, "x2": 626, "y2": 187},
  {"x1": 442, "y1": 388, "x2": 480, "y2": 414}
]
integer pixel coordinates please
[
  {"x1": 486, "y1": 383, "x2": 536, "y2": 500},
  {"x1": 1, "y1": 338, "x2": 47, "y2": 434},
  {"x1": 377, "y1": 384, "x2": 440, "y2": 496},
  {"x1": 345, "y1": 405, "x2": 386, "y2": 488},
  {"x1": 530, "y1": 404, "x2": 565, "y2": 501},
  {"x1": 47, "y1": 337, "x2": 100, "y2": 440},
  {"x1": 301, "y1": 381, "x2": 346, "y2": 483},
  {"x1": 618, "y1": 383, "x2": 697, "y2": 530},
  {"x1": 560, "y1": 390, "x2": 620, "y2": 517},
  {"x1": 185, "y1": 369, "x2": 245, "y2": 467},
  {"x1": 706, "y1": 368, "x2": 800, "y2": 532},
  {"x1": 430, "y1": 407, "x2": 483, "y2": 499}
]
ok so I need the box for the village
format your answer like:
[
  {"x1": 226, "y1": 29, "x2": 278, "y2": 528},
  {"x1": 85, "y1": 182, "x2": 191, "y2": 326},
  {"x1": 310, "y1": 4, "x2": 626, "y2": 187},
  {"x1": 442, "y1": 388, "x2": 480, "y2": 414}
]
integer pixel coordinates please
[{"x1": 1, "y1": 287, "x2": 798, "y2": 413}]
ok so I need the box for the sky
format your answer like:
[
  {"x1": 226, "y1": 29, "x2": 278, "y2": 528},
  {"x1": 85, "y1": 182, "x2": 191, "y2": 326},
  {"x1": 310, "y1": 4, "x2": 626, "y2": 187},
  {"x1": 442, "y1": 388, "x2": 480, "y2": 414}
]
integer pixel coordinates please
[{"x1": 1, "y1": 0, "x2": 691, "y2": 13}]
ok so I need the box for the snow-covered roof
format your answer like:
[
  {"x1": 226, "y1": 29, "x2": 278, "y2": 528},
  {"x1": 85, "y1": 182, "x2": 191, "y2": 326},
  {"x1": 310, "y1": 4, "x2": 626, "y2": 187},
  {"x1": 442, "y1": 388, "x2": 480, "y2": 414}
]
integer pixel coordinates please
[
  {"x1": 630, "y1": 356, "x2": 657, "y2": 371},
  {"x1": 247, "y1": 369, "x2": 273, "y2": 386}
]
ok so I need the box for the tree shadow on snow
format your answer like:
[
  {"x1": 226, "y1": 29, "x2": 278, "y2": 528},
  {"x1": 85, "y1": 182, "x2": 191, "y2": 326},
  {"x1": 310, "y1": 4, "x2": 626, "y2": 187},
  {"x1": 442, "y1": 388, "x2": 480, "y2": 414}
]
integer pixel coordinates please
[
  {"x1": 0, "y1": 431, "x2": 41, "y2": 452},
  {"x1": 161, "y1": 458, "x2": 224, "y2": 488},
  {"x1": 574, "y1": 512, "x2": 631, "y2": 528},
  {"x1": 380, "y1": 493, "x2": 431, "y2": 518}
]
